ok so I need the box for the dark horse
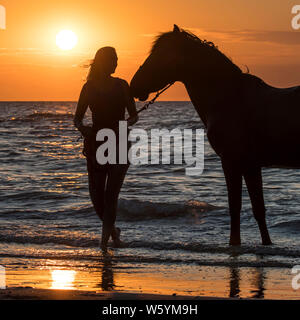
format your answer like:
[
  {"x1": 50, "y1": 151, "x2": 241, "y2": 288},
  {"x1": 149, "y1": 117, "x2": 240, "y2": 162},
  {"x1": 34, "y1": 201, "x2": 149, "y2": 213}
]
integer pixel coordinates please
[{"x1": 130, "y1": 24, "x2": 300, "y2": 246}]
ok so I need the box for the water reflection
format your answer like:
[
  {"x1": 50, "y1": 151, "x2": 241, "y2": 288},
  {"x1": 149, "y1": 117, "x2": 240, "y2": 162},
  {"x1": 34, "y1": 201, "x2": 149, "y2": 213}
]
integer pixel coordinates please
[
  {"x1": 51, "y1": 269, "x2": 76, "y2": 290},
  {"x1": 47, "y1": 257, "x2": 266, "y2": 298},
  {"x1": 229, "y1": 266, "x2": 265, "y2": 299},
  {"x1": 99, "y1": 252, "x2": 115, "y2": 291},
  {"x1": 250, "y1": 267, "x2": 265, "y2": 299},
  {"x1": 229, "y1": 267, "x2": 240, "y2": 298}
]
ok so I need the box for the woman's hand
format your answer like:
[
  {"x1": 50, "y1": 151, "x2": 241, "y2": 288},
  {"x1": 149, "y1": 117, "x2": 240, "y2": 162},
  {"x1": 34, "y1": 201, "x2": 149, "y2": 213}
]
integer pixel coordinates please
[{"x1": 127, "y1": 115, "x2": 139, "y2": 126}]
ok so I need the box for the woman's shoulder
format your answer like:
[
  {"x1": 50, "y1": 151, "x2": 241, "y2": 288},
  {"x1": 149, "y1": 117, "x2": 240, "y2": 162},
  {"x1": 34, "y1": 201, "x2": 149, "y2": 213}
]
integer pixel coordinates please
[
  {"x1": 112, "y1": 77, "x2": 129, "y2": 88},
  {"x1": 83, "y1": 80, "x2": 99, "y2": 94},
  {"x1": 78, "y1": 81, "x2": 91, "y2": 97}
]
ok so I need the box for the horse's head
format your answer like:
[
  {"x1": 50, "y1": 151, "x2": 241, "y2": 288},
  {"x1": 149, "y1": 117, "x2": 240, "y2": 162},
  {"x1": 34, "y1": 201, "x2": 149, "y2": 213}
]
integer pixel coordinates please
[
  {"x1": 130, "y1": 25, "x2": 184, "y2": 101},
  {"x1": 130, "y1": 25, "x2": 242, "y2": 101}
]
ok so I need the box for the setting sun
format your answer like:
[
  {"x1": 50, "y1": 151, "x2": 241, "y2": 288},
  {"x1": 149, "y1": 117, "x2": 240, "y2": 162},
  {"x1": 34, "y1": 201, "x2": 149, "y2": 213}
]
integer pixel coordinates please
[{"x1": 56, "y1": 30, "x2": 78, "y2": 50}]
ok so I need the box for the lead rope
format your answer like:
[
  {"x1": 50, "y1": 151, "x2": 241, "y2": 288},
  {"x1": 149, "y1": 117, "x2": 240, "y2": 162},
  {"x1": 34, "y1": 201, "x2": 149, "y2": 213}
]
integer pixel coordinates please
[
  {"x1": 132, "y1": 81, "x2": 175, "y2": 118},
  {"x1": 75, "y1": 81, "x2": 175, "y2": 142}
]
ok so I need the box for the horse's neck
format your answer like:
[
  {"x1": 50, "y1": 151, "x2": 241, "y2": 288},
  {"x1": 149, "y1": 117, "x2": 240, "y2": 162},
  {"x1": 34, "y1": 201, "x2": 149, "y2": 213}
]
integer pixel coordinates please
[{"x1": 182, "y1": 72, "x2": 241, "y2": 127}]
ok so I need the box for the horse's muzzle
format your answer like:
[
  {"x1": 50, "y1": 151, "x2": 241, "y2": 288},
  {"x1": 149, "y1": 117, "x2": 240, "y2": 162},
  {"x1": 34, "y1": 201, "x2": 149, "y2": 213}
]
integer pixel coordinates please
[{"x1": 137, "y1": 93, "x2": 149, "y2": 101}]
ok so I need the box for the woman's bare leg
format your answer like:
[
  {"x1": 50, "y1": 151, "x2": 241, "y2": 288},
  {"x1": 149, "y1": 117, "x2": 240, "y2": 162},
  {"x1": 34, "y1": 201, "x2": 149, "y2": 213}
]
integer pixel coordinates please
[
  {"x1": 87, "y1": 159, "x2": 106, "y2": 219},
  {"x1": 87, "y1": 159, "x2": 121, "y2": 245},
  {"x1": 101, "y1": 163, "x2": 129, "y2": 248}
]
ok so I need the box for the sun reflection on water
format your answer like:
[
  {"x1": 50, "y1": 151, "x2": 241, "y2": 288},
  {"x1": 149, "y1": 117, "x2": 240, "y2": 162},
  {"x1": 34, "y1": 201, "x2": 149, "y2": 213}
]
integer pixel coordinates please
[{"x1": 51, "y1": 269, "x2": 76, "y2": 290}]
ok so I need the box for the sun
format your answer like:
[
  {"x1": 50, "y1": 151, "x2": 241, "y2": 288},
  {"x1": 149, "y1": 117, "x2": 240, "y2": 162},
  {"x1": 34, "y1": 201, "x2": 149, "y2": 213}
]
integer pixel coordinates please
[{"x1": 56, "y1": 30, "x2": 78, "y2": 50}]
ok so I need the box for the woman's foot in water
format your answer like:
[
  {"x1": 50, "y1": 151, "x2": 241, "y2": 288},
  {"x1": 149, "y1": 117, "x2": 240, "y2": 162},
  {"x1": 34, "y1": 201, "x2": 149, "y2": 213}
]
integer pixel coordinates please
[
  {"x1": 100, "y1": 225, "x2": 111, "y2": 251},
  {"x1": 111, "y1": 227, "x2": 126, "y2": 248},
  {"x1": 101, "y1": 226, "x2": 125, "y2": 250}
]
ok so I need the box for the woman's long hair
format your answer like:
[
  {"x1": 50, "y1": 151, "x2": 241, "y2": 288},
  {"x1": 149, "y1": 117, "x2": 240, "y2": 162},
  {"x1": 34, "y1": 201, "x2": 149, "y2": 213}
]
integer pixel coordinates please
[{"x1": 87, "y1": 47, "x2": 117, "y2": 81}]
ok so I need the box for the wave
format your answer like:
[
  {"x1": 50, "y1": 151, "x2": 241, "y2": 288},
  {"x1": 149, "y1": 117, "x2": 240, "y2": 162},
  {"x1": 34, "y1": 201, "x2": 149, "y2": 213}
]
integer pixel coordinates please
[
  {"x1": 0, "y1": 191, "x2": 71, "y2": 202},
  {"x1": 0, "y1": 251, "x2": 292, "y2": 268},
  {"x1": 0, "y1": 233, "x2": 97, "y2": 248},
  {"x1": 272, "y1": 220, "x2": 300, "y2": 232},
  {"x1": 0, "y1": 239, "x2": 296, "y2": 269},
  {"x1": 118, "y1": 199, "x2": 222, "y2": 221},
  {"x1": 1, "y1": 112, "x2": 74, "y2": 123},
  {"x1": 0, "y1": 230, "x2": 299, "y2": 262},
  {"x1": 0, "y1": 199, "x2": 223, "y2": 220},
  {"x1": 128, "y1": 240, "x2": 300, "y2": 259}
]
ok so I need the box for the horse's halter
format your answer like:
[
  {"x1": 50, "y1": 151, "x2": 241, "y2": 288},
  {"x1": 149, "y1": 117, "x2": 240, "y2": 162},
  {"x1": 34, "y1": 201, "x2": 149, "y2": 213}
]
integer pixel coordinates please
[
  {"x1": 131, "y1": 64, "x2": 175, "y2": 117},
  {"x1": 133, "y1": 80, "x2": 175, "y2": 117}
]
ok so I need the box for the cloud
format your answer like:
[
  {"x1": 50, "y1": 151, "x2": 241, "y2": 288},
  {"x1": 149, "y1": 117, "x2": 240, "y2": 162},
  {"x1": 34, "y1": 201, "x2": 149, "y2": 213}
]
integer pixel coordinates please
[
  {"x1": 0, "y1": 48, "x2": 45, "y2": 55},
  {"x1": 183, "y1": 28, "x2": 300, "y2": 46},
  {"x1": 0, "y1": 47, "x2": 90, "y2": 57}
]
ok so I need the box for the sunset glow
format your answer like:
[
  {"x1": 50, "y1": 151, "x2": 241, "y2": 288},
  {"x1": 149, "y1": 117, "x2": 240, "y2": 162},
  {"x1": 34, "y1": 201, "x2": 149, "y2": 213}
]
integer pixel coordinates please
[{"x1": 0, "y1": 0, "x2": 299, "y2": 100}]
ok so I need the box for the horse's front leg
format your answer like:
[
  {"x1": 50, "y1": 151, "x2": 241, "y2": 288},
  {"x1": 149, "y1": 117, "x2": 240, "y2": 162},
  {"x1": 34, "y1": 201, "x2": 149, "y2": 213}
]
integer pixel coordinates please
[
  {"x1": 243, "y1": 167, "x2": 272, "y2": 245},
  {"x1": 222, "y1": 161, "x2": 242, "y2": 245}
]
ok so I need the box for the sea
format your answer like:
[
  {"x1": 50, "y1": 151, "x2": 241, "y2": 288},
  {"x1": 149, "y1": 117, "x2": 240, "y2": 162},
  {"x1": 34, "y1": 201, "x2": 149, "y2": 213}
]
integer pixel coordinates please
[{"x1": 1, "y1": 101, "x2": 300, "y2": 298}]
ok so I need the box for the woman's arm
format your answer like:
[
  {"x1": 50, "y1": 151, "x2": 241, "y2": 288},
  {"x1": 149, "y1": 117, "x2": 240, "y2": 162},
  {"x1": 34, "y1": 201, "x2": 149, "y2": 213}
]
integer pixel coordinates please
[
  {"x1": 74, "y1": 83, "x2": 92, "y2": 137},
  {"x1": 122, "y1": 80, "x2": 139, "y2": 126}
]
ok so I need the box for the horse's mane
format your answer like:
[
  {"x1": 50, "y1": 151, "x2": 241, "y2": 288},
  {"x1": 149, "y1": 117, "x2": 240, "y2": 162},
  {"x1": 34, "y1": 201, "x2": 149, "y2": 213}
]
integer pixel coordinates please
[
  {"x1": 151, "y1": 28, "x2": 242, "y2": 74},
  {"x1": 151, "y1": 29, "x2": 217, "y2": 52}
]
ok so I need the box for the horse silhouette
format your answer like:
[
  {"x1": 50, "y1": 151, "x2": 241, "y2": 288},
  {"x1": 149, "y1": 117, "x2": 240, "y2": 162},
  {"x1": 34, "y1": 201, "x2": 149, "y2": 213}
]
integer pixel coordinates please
[{"x1": 130, "y1": 24, "x2": 300, "y2": 246}]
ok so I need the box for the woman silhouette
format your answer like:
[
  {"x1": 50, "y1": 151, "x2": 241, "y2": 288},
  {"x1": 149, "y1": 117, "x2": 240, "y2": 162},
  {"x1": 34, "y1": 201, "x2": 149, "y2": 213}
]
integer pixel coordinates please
[{"x1": 74, "y1": 47, "x2": 138, "y2": 249}]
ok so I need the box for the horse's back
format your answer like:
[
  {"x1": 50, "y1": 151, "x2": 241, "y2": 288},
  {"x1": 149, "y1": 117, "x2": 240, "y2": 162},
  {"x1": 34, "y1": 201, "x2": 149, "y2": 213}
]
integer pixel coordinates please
[{"x1": 243, "y1": 75, "x2": 300, "y2": 167}]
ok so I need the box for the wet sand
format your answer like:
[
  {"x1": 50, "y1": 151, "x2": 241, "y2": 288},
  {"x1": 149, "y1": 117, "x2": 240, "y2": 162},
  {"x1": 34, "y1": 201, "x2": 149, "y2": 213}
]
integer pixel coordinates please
[
  {"x1": 0, "y1": 261, "x2": 299, "y2": 300},
  {"x1": 0, "y1": 287, "x2": 220, "y2": 300}
]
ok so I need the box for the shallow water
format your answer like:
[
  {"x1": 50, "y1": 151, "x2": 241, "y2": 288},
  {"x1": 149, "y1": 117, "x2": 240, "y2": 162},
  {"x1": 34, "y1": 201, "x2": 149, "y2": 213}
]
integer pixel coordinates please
[{"x1": 1, "y1": 101, "x2": 300, "y2": 298}]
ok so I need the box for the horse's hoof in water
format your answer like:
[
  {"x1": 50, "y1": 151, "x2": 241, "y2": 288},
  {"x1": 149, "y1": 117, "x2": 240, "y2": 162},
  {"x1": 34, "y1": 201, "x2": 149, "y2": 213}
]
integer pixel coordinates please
[
  {"x1": 229, "y1": 238, "x2": 241, "y2": 246},
  {"x1": 262, "y1": 240, "x2": 272, "y2": 246}
]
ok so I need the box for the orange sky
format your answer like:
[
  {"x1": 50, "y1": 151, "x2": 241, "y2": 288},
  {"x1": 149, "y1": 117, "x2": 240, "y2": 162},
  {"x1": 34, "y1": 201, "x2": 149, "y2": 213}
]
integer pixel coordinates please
[{"x1": 0, "y1": 0, "x2": 299, "y2": 101}]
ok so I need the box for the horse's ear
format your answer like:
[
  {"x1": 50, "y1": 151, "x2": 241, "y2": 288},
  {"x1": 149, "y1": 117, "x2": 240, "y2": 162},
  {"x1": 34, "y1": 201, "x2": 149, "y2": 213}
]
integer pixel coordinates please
[{"x1": 173, "y1": 24, "x2": 180, "y2": 33}]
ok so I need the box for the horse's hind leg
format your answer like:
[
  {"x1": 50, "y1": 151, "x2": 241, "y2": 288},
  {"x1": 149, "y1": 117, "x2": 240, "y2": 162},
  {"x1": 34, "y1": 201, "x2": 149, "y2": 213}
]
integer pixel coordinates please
[
  {"x1": 243, "y1": 167, "x2": 272, "y2": 245},
  {"x1": 222, "y1": 163, "x2": 242, "y2": 246}
]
